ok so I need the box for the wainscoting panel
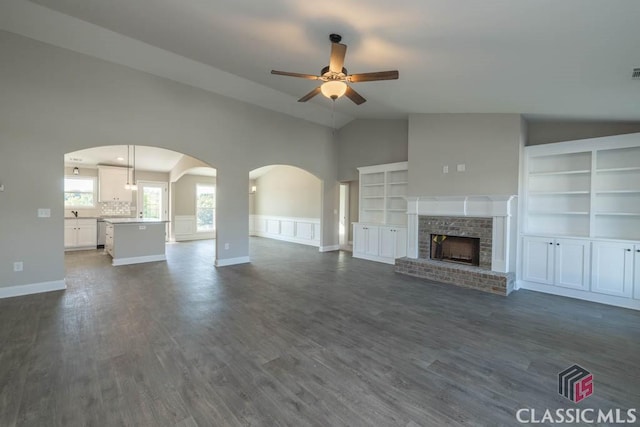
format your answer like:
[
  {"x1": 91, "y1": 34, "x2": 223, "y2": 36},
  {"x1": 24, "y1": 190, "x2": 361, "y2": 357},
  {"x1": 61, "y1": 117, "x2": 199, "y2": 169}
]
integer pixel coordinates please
[
  {"x1": 250, "y1": 215, "x2": 320, "y2": 247},
  {"x1": 174, "y1": 215, "x2": 215, "y2": 241}
]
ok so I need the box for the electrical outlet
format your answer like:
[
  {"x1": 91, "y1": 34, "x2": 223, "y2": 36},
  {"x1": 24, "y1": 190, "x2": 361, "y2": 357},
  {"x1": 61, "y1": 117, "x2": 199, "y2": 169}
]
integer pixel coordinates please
[
  {"x1": 139, "y1": 225, "x2": 146, "y2": 230},
  {"x1": 224, "y1": 243, "x2": 230, "y2": 250},
  {"x1": 457, "y1": 164, "x2": 466, "y2": 172},
  {"x1": 37, "y1": 208, "x2": 51, "y2": 218},
  {"x1": 443, "y1": 165, "x2": 449, "y2": 174},
  {"x1": 13, "y1": 261, "x2": 23, "y2": 272}
]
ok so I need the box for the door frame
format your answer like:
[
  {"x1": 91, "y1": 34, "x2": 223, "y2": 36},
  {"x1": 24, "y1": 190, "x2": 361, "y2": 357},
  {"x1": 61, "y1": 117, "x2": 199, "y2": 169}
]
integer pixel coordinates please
[{"x1": 339, "y1": 182, "x2": 350, "y2": 250}]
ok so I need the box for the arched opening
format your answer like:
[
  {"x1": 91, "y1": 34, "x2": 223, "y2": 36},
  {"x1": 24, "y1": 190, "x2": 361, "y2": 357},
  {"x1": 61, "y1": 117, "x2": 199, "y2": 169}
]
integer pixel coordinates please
[
  {"x1": 63, "y1": 145, "x2": 217, "y2": 273},
  {"x1": 248, "y1": 165, "x2": 324, "y2": 256}
]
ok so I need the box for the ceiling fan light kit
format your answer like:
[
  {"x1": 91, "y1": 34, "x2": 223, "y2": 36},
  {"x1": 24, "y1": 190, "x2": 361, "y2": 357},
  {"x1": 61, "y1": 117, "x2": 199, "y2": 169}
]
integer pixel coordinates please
[{"x1": 271, "y1": 34, "x2": 399, "y2": 105}]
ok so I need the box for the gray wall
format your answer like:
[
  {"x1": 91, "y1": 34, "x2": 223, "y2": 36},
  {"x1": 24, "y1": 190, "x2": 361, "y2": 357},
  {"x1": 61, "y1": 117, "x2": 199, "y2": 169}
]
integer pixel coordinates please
[
  {"x1": 253, "y1": 166, "x2": 321, "y2": 218},
  {"x1": 337, "y1": 119, "x2": 408, "y2": 181},
  {"x1": 173, "y1": 174, "x2": 216, "y2": 216},
  {"x1": 408, "y1": 114, "x2": 523, "y2": 196},
  {"x1": 348, "y1": 180, "x2": 359, "y2": 242},
  {"x1": 0, "y1": 30, "x2": 338, "y2": 290},
  {"x1": 527, "y1": 120, "x2": 640, "y2": 146}
]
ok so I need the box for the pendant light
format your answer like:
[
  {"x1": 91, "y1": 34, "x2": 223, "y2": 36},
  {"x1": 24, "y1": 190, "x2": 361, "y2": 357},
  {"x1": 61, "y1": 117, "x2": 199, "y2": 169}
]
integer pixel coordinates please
[
  {"x1": 124, "y1": 145, "x2": 132, "y2": 190},
  {"x1": 130, "y1": 145, "x2": 138, "y2": 191}
]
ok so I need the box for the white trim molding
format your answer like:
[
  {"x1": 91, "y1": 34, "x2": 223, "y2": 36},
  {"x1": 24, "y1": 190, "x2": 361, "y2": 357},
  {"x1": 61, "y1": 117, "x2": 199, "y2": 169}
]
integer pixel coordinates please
[
  {"x1": 174, "y1": 215, "x2": 216, "y2": 241},
  {"x1": 112, "y1": 254, "x2": 166, "y2": 266},
  {"x1": 215, "y1": 256, "x2": 250, "y2": 267},
  {"x1": 249, "y1": 215, "x2": 320, "y2": 247},
  {"x1": 319, "y1": 245, "x2": 340, "y2": 252},
  {"x1": 0, "y1": 280, "x2": 66, "y2": 299}
]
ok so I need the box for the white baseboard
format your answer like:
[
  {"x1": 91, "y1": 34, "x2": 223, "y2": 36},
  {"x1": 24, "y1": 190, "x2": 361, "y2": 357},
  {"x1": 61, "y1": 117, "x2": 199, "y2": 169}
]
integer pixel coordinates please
[
  {"x1": 251, "y1": 231, "x2": 319, "y2": 247},
  {"x1": 319, "y1": 245, "x2": 340, "y2": 252},
  {"x1": 175, "y1": 232, "x2": 216, "y2": 242},
  {"x1": 352, "y1": 251, "x2": 396, "y2": 265},
  {"x1": 215, "y1": 256, "x2": 250, "y2": 267},
  {"x1": 0, "y1": 280, "x2": 66, "y2": 299},
  {"x1": 112, "y1": 254, "x2": 167, "y2": 266},
  {"x1": 518, "y1": 280, "x2": 640, "y2": 311}
]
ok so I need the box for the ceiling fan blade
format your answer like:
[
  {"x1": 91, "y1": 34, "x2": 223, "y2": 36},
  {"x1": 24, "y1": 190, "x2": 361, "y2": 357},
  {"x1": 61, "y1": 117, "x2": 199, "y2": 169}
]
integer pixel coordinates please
[
  {"x1": 298, "y1": 86, "x2": 322, "y2": 102},
  {"x1": 344, "y1": 85, "x2": 366, "y2": 105},
  {"x1": 329, "y1": 43, "x2": 347, "y2": 73},
  {"x1": 348, "y1": 70, "x2": 399, "y2": 83},
  {"x1": 271, "y1": 70, "x2": 320, "y2": 80}
]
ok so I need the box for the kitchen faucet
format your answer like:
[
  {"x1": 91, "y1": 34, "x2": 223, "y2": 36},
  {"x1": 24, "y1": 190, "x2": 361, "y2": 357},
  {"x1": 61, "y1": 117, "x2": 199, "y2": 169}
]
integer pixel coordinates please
[{"x1": 71, "y1": 210, "x2": 78, "y2": 217}]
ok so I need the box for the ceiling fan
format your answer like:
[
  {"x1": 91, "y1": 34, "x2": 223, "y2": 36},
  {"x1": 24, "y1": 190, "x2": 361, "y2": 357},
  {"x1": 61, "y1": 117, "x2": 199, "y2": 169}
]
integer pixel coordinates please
[{"x1": 271, "y1": 34, "x2": 399, "y2": 105}]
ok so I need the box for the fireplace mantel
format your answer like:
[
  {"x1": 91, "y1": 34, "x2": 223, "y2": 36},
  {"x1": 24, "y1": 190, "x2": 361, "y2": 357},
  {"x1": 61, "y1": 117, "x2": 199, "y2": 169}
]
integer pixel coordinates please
[{"x1": 405, "y1": 195, "x2": 517, "y2": 273}]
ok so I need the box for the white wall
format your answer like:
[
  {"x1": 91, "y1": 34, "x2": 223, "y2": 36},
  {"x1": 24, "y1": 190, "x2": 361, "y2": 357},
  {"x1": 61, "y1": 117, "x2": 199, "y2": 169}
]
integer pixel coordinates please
[
  {"x1": 253, "y1": 166, "x2": 321, "y2": 218},
  {"x1": 408, "y1": 114, "x2": 523, "y2": 196},
  {"x1": 0, "y1": 30, "x2": 338, "y2": 291}
]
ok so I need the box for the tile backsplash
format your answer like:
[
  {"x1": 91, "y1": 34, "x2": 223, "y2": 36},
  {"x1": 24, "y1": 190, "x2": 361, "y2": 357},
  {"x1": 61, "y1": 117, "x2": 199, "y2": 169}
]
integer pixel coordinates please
[{"x1": 100, "y1": 201, "x2": 133, "y2": 216}]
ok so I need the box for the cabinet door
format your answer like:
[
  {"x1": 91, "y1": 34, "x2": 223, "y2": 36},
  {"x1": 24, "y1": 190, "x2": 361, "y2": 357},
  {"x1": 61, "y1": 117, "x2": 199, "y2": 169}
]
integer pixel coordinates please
[
  {"x1": 522, "y1": 236, "x2": 554, "y2": 284},
  {"x1": 99, "y1": 167, "x2": 130, "y2": 201},
  {"x1": 394, "y1": 227, "x2": 407, "y2": 258},
  {"x1": 76, "y1": 221, "x2": 97, "y2": 247},
  {"x1": 554, "y1": 239, "x2": 590, "y2": 290},
  {"x1": 365, "y1": 226, "x2": 379, "y2": 256},
  {"x1": 633, "y1": 245, "x2": 640, "y2": 300},
  {"x1": 591, "y1": 242, "x2": 634, "y2": 298},
  {"x1": 64, "y1": 221, "x2": 77, "y2": 248},
  {"x1": 379, "y1": 227, "x2": 396, "y2": 258},
  {"x1": 353, "y1": 224, "x2": 367, "y2": 254}
]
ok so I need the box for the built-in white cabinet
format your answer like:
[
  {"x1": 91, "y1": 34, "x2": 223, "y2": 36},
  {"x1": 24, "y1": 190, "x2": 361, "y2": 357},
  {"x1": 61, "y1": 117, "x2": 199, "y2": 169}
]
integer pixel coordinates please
[
  {"x1": 354, "y1": 161, "x2": 408, "y2": 264},
  {"x1": 98, "y1": 166, "x2": 131, "y2": 202},
  {"x1": 353, "y1": 223, "x2": 407, "y2": 264},
  {"x1": 358, "y1": 162, "x2": 408, "y2": 226},
  {"x1": 591, "y1": 241, "x2": 634, "y2": 298},
  {"x1": 520, "y1": 133, "x2": 640, "y2": 309},
  {"x1": 64, "y1": 219, "x2": 97, "y2": 250},
  {"x1": 522, "y1": 236, "x2": 590, "y2": 290}
]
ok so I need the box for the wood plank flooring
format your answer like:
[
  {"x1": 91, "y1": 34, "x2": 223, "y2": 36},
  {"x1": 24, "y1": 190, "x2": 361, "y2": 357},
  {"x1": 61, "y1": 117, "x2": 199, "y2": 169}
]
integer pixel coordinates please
[{"x1": 1, "y1": 238, "x2": 639, "y2": 426}]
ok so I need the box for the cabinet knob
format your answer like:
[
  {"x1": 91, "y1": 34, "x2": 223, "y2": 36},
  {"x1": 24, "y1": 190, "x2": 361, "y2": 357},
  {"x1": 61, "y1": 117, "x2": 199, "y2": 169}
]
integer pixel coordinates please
[
  {"x1": 549, "y1": 242, "x2": 553, "y2": 245},
  {"x1": 556, "y1": 243, "x2": 560, "y2": 246},
  {"x1": 636, "y1": 250, "x2": 640, "y2": 253},
  {"x1": 626, "y1": 249, "x2": 632, "y2": 252}
]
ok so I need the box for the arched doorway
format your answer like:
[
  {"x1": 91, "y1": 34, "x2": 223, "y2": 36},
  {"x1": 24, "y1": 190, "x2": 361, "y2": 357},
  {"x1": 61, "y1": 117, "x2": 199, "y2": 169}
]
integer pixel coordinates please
[
  {"x1": 64, "y1": 145, "x2": 217, "y2": 271},
  {"x1": 248, "y1": 165, "x2": 323, "y2": 251}
]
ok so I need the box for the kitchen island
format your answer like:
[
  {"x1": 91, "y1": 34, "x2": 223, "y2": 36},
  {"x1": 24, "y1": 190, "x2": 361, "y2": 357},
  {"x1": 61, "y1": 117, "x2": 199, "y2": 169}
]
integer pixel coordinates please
[{"x1": 104, "y1": 218, "x2": 168, "y2": 266}]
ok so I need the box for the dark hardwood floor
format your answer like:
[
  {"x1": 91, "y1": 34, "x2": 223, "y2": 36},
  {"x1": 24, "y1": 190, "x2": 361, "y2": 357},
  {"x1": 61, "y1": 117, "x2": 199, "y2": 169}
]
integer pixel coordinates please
[{"x1": 1, "y1": 238, "x2": 638, "y2": 426}]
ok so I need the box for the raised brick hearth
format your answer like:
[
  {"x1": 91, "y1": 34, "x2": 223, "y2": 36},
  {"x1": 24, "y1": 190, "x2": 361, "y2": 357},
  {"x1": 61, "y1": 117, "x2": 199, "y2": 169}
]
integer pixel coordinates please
[{"x1": 396, "y1": 214, "x2": 515, "y2": 296}]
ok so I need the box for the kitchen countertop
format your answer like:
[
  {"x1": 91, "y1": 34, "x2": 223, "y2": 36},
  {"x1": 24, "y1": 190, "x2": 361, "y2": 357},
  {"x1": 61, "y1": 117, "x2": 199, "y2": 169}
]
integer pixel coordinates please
[{"x1": 104, "y1": 218, "x2": 169, "y2": 224}]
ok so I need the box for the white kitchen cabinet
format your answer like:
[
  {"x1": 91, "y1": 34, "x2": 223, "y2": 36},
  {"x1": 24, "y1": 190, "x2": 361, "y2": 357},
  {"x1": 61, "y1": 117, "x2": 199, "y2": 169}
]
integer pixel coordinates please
[
  {"x1": 353, "y1": 223, "x2": 406, "y2": 265},
  {"x1": 64, "y1": 219, "x2": 97, "y2": 250},
  {"x1": 591, "y1": 241, "x2": 634, "y2": 298},
  {"x1": 98, "y1": 166, "x2": 131, "y2": 202},
  {"x1": 522, "y1": 236, "x2": 590, "y2": 290}
]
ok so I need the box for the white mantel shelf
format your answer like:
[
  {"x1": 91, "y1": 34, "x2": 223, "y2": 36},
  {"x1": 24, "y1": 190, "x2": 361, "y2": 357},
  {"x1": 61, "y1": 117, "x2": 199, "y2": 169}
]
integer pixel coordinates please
[
  {"x1": 406, "y1": 195, "x2": 518, "y2": 273},
  {"x1": 406, "y1": 195, "x2": 517, "y2": 218}
]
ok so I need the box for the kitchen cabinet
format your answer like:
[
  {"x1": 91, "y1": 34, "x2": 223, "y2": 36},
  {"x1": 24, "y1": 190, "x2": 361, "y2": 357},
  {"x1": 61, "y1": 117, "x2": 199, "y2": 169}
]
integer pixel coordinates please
[
  {"x1": 591, "y1": 241, "x2": 634, "y2": 298},
  {"x1": 98, "y1": 166, "x2": 131, "y2": 202},
  {"x1": 522, "y1": 236, "x2": 590, "y2": 290},
  {"x1": 64, "y1": 218, "x2": 97, "y2": 250},
  {"x1": 353, "y1": 223, "x2": 406, "y2": 265}
]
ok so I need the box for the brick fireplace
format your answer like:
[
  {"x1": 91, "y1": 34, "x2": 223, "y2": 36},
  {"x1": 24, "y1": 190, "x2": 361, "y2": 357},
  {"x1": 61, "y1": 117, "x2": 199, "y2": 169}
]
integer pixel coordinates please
[{"x1": 395, "y1": 196, "x2": 517, "y2": 296}]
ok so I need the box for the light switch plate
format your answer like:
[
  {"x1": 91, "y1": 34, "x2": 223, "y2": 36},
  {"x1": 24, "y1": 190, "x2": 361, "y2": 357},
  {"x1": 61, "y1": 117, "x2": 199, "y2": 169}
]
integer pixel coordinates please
[
  {"x1": 457, "y1": 164, "x2": 466, "y2": 172},
  {"x1": 443, "y1": 165, "x2": 449, "y2": 174},
  {"x1": 37, "y1": 208, "x2": 51, "y2": 218}
]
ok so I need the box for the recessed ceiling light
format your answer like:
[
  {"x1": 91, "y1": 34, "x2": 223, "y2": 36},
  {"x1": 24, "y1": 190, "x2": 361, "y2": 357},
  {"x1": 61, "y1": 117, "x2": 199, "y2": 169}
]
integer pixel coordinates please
[{"x1": 116, "y1": 156, "x2": 125, "y2": 161}]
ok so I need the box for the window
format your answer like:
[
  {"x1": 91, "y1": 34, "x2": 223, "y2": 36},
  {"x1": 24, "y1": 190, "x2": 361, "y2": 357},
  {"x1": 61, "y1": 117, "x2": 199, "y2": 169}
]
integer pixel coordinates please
[
  {"x1": 196, "y1": 184, "x2": 215, "y2": 232},
  {"x1": 64, "y1": 176, "x2": 96, "y2": 207}
]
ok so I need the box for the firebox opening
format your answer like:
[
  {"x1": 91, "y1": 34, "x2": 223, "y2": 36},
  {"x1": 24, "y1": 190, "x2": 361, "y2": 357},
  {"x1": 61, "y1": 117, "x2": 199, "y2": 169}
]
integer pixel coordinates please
[{"x1": 430, "y1": 234, "x2": 480, "y2": 266}]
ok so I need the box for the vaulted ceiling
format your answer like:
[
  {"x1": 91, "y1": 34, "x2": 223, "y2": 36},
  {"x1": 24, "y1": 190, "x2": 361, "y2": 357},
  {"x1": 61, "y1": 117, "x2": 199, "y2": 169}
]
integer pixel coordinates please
[{"x1": 4, "y1": 0, "x2": 640, "y2": 127}]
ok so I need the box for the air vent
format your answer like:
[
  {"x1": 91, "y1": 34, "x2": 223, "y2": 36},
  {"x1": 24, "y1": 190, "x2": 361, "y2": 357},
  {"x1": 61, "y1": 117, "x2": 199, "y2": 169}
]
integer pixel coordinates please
[{"x1": 633, "y1": 68, "x2": 640, "y2": 80}]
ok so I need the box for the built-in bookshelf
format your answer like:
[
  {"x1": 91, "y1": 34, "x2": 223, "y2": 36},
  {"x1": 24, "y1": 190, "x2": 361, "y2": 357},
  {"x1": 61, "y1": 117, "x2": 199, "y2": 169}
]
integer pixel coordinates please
[
  {"x1": 524, "y1": 139, "x2": 640, "y2": 240},
  {"x1": 358, "y1": 162, "x2": 408, "y2": 226}
]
